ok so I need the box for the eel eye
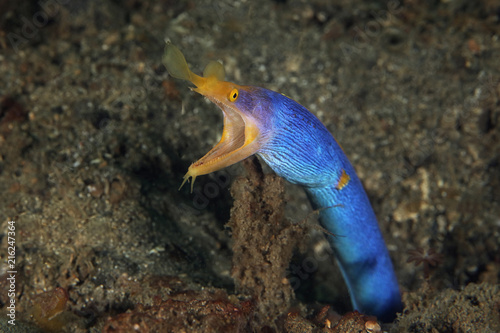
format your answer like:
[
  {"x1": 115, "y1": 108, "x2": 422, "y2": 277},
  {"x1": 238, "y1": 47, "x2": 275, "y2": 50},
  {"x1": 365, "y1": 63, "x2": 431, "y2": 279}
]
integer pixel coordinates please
[{"x1": 228, "y1": 88, "x2": 238, "y2": 102}]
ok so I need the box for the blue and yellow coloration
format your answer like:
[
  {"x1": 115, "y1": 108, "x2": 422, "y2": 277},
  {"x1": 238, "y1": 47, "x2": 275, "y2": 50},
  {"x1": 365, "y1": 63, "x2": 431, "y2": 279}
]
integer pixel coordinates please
[{"x1": 163, "y1": 42, "x2": 402, "y2": 321}]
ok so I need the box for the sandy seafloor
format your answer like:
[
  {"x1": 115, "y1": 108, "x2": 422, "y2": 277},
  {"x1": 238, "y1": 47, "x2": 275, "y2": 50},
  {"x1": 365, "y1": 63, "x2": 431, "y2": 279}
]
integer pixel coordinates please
[{"x1": 0, "y1": 0, "x2": 499, "y2": 332}]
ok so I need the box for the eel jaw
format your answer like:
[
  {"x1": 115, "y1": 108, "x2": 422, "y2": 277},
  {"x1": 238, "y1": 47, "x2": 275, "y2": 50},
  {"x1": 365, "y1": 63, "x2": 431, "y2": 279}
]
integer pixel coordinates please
[{"x1": 180, "y1": 96, "x2": 260, "y2": 192}]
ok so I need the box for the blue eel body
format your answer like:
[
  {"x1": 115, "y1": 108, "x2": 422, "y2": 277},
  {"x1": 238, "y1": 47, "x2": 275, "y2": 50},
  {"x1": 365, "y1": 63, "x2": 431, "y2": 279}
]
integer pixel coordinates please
[
  {"x1": 163, "y1": 43, "x2": 402, "y2": 321},
  {"x1": 254, "y1": 88, "x2": 402, "y2": 321}
]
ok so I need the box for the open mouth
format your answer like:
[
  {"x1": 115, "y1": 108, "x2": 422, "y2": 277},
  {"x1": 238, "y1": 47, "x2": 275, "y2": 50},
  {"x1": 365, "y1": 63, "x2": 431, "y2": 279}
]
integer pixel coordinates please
[
  {"x1": 179, "y1": 96, "x2": 260, "y2": 192},
  {"x1": 162, "y1": 42, "x2": 260, "y2": 191},
  {"x1": 191, "y1": 98, "x2": 247, "y2": 170}
]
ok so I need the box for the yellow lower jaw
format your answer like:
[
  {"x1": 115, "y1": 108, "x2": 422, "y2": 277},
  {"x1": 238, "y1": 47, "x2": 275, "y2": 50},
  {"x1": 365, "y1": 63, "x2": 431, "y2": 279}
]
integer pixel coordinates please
[
  {"x1": 179, "y1": 168, "x2": 197, "y2": 193},
  {"x1": 179, "y1": 140, "x2": 260, "y2": 193},
  {"x1": 179, "y1": 116, "x2": 260, "y2": 193}
]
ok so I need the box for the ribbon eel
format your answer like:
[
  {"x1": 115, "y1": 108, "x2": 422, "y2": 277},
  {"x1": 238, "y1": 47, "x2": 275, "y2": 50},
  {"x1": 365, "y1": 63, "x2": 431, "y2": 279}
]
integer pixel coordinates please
[{"x1": 163, "y1": 42, "x2": 402, "y2": 321}]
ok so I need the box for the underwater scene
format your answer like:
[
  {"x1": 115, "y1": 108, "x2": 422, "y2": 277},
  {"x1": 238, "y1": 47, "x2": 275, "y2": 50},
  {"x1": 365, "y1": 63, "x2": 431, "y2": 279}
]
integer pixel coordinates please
[{"x1": 0, "y1": 0, "x2": 499, "y2": 332}]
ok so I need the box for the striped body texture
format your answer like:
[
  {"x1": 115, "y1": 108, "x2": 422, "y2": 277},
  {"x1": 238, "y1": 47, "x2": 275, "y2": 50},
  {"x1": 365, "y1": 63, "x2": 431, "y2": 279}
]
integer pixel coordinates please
[{"x1": 255, "y1": 88, "x2": 402, "y2": 321}]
